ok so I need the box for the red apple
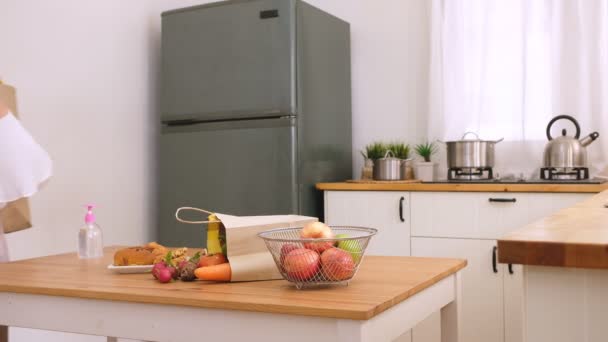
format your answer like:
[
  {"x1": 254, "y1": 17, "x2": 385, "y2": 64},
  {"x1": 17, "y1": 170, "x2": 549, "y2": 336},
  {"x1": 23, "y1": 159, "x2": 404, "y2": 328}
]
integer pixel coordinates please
[
  {"x1": 282, "y1": 248, "x2": 320, "y2": 281},
  {"x1": 280, "y1": 244, "x2": 299, "y2": 264},
  {"x1": 321, "y1": 248, "x2": 355, "y2": 281},
  {"x1": 300, "y1": 221, "x2": 334, "y2": 253},
  {"x1": 198, "y1": 253, "x2": 228, "y2": 268}
]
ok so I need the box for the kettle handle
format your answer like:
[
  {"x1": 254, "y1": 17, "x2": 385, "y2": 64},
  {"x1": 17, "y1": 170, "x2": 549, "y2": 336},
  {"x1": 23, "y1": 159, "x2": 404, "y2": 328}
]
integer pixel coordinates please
[{"x1": 547, "y1": 115, "x2": 580, "y2": 140}]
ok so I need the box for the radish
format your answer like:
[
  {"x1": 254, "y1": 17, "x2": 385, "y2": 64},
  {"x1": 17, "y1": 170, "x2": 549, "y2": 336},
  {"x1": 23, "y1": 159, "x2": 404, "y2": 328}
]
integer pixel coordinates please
[
  {"x1": 152, "y1": 262, "x2": 166, "y2": 280},
  {"x1": 157, "y1": 268, "x2": 173, "y2": 283}
]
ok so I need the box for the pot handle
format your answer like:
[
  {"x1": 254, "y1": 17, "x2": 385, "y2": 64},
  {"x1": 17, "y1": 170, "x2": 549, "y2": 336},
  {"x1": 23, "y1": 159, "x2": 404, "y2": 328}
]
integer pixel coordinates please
[
  {"x1": 384, "y1": 150, "x2": 395, "y2": 158},
  {"x1": 494, "y1": 137, "x2": 504, "y2": 144},
  {"x1": 461, "y1": 131, "x2": 480, "y2": 140}
]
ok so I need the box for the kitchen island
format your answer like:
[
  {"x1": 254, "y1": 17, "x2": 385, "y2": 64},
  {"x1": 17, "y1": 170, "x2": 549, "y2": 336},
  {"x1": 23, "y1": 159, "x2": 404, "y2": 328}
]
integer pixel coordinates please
[
  {"x1": 0, "y1": 247, "x2": 465, "y2": 342},
  {"x1": 498, "y1": 190, "x2": 608, "y2": 342}
]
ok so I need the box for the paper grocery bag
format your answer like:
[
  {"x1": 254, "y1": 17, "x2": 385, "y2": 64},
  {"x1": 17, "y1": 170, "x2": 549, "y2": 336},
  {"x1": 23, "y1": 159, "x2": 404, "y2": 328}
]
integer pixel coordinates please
[
  {"x1": 216, "y1": 213, "x2": 317, "y2": 282},
  {"x1": 175, "y1": 207, "x2": 317, "y2": 282},
  {"x1": 0, "y1": 81, "x2": 33, "y2": 234}
]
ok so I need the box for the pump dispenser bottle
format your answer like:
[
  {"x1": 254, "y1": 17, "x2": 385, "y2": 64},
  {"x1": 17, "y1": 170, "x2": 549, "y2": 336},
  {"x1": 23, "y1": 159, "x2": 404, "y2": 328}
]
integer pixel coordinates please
[{"x1": 78, "y1": 205, "x2": 103, "y2": 259}]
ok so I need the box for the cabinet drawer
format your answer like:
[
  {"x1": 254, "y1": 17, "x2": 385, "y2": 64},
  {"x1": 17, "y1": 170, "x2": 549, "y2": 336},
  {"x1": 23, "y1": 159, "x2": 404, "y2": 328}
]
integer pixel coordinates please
[{"x1": 411, "y1": 192, "x2": 591, "y2": 239}]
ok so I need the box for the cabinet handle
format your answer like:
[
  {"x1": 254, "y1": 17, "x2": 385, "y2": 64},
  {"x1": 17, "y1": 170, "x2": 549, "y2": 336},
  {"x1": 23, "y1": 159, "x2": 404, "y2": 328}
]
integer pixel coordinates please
[
  {"x1": 492, "y1": 246, "x2": 498, "y2": 273},
  {"x1": 508, "y1": 263, "x2": 514, "y2": 274},
  {"x1": 399, "y1": 196, "x2": 405, "y2": 222},
  {"x1": 489, "y1": 198, "x2": 517, "y2": 203}
]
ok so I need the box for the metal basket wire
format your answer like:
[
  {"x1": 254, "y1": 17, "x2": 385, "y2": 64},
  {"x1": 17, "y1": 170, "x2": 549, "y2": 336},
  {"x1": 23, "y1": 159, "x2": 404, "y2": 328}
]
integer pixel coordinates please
[{"x1": 258, "y1": 226, "x2": 377, "y2": 289}]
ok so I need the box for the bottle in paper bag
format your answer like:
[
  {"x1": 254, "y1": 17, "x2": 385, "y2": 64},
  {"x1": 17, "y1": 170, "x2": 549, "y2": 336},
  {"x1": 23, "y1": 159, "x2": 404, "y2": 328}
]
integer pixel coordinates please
[{"x1": 207, "y1": 214, "x2": 226, "y2": 255}]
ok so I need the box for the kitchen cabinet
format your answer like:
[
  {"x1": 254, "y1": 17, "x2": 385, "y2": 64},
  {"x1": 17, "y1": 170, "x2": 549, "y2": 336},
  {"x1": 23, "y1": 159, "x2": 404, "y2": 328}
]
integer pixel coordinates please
[
  {"x1": 409, "y1": 191, "x2": 590, "y2": 342},
  {"x1": 322, "y1": 189, "x2": 594, "y2": 342},
  {"x1": 412, "y1": 238, "x2": 504, "y2": 342},
  {"x1": 324, "y1": 191, "x2": 412, "y2": 341},
  {"x1": 324, "y1": 191, "x2": 410, "y2": 257}
]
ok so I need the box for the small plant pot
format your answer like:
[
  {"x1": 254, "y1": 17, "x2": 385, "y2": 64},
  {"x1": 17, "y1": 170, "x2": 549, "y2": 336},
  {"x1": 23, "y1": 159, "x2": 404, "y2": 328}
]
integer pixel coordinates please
[
  {"x1": 414, "y1": 162, "x2": 437, "y2": 182},
  {"x1": 361, "y1": 158, "x2": 374, "y2": 180},
  {"x1": 400, "y1": 159, "x2": 414, "y2": 180}
]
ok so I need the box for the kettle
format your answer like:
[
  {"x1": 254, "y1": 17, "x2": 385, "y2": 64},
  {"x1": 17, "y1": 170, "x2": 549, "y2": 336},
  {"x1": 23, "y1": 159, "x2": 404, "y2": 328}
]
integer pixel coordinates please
[{"x1": 543, "y1": 115, "x2": 599, "y2": 168}]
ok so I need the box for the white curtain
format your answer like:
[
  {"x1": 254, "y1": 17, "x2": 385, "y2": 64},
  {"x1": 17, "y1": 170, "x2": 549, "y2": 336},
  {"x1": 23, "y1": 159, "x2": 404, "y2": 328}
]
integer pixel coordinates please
[{"x1": 429, "y1": 0, "x2": 608, "y2": 178}]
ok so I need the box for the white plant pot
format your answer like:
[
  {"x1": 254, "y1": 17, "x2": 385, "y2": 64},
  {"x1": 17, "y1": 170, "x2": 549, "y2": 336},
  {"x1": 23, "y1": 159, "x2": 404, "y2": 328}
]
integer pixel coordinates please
[{"x1": 414, "y1": 162, "x2": 437, "y2": 182}]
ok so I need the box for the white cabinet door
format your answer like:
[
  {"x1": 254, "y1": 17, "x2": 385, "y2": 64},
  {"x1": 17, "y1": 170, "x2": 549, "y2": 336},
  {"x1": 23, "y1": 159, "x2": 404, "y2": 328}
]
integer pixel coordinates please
[
  {"x1": 325, "y1": 191, "x2": 410, "y2": 256},
  {"x1": 412, "y1": 237, "x2": 504, "y2": 342}
]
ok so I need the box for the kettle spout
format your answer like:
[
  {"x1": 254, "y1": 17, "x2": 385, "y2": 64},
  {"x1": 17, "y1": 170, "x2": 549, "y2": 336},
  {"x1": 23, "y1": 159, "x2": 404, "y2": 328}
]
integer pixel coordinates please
[{"x1": 580, "y1": 132, "x2": 600, "y2": 147}]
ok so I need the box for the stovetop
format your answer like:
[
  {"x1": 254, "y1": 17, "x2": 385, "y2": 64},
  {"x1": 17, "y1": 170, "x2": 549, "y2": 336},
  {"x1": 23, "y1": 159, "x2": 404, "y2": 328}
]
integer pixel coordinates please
[{"x1": 427, "y1": 177, "x2": 607, "y2": 185}]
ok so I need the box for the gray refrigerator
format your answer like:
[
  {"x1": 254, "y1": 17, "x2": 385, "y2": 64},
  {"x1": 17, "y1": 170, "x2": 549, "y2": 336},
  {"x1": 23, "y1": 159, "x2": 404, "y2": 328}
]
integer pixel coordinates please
[{"x1": 159, "y1": 0, "x2": 352, "y2": 247}]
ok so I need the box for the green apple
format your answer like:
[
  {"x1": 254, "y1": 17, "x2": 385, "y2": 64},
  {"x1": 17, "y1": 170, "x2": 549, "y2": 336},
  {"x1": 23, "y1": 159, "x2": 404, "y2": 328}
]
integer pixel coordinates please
[{"x1": 336, "y1": 234, "x2": 362, "y2": 262}]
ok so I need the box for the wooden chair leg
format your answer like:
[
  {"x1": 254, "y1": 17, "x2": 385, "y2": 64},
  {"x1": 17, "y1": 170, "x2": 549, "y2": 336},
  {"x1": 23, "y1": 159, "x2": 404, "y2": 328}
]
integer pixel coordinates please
[{"x1": 0, "y1": 325, "x2": 8, "y2": 342}]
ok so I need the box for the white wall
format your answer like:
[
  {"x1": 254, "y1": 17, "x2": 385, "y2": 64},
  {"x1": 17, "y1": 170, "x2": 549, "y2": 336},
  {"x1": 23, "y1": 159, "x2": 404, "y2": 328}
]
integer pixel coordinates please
[
  {"x1": 305, "y1": 0, "x2": 431, "y2": 176},
  {"x1": 0, "y1": 1, "x2": 430, "y2": 341}
]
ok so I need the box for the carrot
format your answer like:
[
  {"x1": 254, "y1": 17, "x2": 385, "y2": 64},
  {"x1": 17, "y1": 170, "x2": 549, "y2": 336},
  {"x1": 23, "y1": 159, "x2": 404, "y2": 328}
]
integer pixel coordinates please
[{"x1": 195, "y1": 263, "x2": 231, "y2": 281}]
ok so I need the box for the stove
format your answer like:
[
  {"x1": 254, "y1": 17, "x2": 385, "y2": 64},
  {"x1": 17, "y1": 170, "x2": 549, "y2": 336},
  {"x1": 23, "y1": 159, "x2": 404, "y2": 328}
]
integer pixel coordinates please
[
  {"x1": 442, "y1": 166, "x2": 604, "y2": 184},
  {"x1": 431, "y1": 175, "x2": 605, "y2": 184},
  {"x1": 447, "y1": 167, "x2": 494, "y2": 181},
  {"x1": 540, "y1": 167, "x2": 589, "y2": 180}
]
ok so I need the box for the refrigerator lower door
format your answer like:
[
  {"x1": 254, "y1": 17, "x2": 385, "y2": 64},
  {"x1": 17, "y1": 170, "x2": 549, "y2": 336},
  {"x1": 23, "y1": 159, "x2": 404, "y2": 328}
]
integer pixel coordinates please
[{"x1": 159, "y1": 117, "x2": 297, "y2": 248}]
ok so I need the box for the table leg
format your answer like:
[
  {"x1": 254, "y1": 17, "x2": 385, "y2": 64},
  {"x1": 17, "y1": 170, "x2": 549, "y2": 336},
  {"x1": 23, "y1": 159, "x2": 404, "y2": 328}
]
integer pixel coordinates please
[
  {"x1": 0, "y1": 325, "x2": 7, "y2": 342},
  {"x1": 441, "y1": 272, "x2": 462, "y2": 342}
]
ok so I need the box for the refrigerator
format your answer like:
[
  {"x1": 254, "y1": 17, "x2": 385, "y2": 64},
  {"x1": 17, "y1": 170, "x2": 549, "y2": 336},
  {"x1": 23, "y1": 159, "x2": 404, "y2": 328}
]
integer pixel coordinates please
[{"x1": 158, "y1": 0, "x2": 351, "y2": 247}]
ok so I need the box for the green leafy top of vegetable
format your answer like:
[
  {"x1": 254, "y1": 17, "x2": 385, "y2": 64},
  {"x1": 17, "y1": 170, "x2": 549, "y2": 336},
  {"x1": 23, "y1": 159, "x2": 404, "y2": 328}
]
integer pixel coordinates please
[
  {"x1": 414, "y1": 142, "x2": 438, "y2": 162},
  {"x1": 189, "y1": 251, "x2": 202, "y2": 264},
  {"x1": 363, "y1": 142, "x2": 388, "y2": 160},
  {"x1": 163, "y1": 250, "x2": 174, "y2": 267},
  {"x1": 387, "y1": 142, "x2": 410, "y2": 159}
]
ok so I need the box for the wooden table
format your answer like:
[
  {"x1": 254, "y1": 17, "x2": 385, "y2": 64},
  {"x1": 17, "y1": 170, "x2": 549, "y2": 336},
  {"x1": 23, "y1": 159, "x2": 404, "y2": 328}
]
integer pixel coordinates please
[{"x1": 0, "y1": 247, "x2": 465, "y2": 342}]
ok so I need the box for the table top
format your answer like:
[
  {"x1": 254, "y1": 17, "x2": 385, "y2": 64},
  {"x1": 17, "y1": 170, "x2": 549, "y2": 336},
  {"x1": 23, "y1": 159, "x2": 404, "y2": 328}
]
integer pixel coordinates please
[
  {"x1": 498, "y1": 190, "x2": 608, "y2": 269},
  {"x1": 0, "y1": 247, "x2": 466, "y2": 320},
  {"x1": 316, "y1": 182, "x2": 608, "y2": 193}
]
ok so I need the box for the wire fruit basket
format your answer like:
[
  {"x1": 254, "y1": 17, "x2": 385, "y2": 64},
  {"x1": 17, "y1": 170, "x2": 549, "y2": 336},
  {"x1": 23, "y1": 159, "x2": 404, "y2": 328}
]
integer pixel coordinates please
[{"x1": 258, "y1": 226, "x2": 377, "y2": 289}]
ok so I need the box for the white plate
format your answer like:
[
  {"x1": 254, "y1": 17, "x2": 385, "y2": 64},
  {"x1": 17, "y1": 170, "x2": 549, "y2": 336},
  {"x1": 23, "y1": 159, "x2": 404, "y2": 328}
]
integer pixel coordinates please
[{"x1": 107, "y1": 264, "x2": 154, "y2": 274}]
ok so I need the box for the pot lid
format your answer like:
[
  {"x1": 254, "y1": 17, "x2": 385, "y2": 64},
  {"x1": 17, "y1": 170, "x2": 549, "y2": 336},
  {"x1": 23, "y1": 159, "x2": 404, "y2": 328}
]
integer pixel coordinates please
[{"x1": 443, "y1": 132, "x2": 504, "y2": 144}]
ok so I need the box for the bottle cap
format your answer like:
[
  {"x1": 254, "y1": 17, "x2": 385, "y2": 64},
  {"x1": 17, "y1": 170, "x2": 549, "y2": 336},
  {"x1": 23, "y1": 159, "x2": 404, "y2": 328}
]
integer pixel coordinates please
[{"x1": 85, "y1": 204, "x2": 96, "y2": 224}]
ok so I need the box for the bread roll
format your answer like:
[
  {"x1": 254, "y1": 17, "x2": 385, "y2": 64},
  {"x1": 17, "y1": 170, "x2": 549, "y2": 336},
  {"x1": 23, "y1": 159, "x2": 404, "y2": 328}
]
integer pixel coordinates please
[{"x1": 113, "y1": 242, "x2": 168, "y2": 266}]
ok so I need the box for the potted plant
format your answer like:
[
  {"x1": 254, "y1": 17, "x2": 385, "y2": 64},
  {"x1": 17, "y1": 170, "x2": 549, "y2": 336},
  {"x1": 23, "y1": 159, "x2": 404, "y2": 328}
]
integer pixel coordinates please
[
  {"x1": 388, "y1": 142, "x2": 413, "y2": 180},
  {"x1": 414, "y1": 142, "x2": 438, "y2": 181},
  {"x1": 361, "y1": 142, "x2": 387, "y2": 180}
]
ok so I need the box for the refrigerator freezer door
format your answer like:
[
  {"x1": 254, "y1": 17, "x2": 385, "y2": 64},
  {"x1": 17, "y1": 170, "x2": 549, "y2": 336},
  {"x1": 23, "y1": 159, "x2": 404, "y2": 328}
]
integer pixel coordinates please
[
  {"x1": 158, "y1": 117, "x2": 298, "y2": 248},
  {"x1": 161, "y1": 0, "x2": 296, "y2": 121}
]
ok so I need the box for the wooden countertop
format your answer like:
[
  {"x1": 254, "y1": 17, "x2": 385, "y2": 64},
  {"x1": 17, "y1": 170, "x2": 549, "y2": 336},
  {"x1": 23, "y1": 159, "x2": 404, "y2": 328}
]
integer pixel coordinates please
[
  {"x1": 498, "y1": 190, "x2": 608, "y2": 269},
  {"x1": 0, "y1": 247, "x2": 466, "y2": 320},
  {"x1": 316, "y1": 182, "x2": 608, "y2": 193}
]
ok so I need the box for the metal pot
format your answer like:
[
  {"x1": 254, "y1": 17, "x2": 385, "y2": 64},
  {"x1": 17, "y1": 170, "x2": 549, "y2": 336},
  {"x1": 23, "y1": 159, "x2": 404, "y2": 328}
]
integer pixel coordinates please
[
  {"x1": 543, "y1": 115, "x2": 599, "y2": 168},
  {"x1": 442, "y1": 132, "x2": 504, "y2": 168},
  {"x1": 373, "y1": 151, "x2": 402, "y2": 180}
]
